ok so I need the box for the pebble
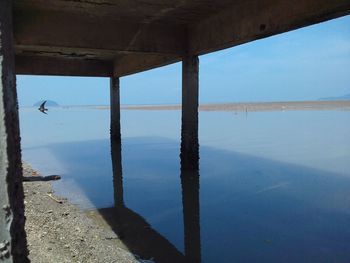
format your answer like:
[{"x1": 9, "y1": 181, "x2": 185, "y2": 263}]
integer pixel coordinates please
[{"x1": 23, "y1": 163, "x2": 139, "y2": 263}]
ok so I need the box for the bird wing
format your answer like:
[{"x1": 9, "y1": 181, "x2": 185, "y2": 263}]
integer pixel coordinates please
[{"x1": 40, "y1": 100, "x2": 47, "y2": 108}]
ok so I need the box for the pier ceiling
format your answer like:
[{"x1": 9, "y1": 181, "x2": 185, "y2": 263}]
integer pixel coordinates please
[{"x1": 13, "y1": 0, "x2": 350, "y2": 77}]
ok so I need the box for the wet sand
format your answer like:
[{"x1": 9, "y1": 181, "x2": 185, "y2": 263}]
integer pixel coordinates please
[
  {"x1": 120, "y1": 101, "x2": 350, "y2": 112},
  {"x1": 93, "y1": 100, "x2": 350, "y2": 112}
]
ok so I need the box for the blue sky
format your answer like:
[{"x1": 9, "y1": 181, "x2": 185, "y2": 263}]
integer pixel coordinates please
[{"x1": 17, "y1": 15, "x2": 350, "y2": 106}]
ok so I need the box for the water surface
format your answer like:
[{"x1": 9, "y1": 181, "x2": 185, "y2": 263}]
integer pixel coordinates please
[{"x1": 20, "y1": 107, "x2": 350, "y2": 262}]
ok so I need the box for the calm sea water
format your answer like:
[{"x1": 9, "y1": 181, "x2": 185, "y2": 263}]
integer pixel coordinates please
[{"x1": 19, "y1": 107, "x2": 350, "y2": 263}]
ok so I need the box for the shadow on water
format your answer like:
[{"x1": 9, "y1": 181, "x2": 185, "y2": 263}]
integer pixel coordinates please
[
  {"x1": 96, "y1": 136, "x2": 199, "y2": 262},
  {"x1": 24, "y1": 136, "x2": 350, "y2": 263}
]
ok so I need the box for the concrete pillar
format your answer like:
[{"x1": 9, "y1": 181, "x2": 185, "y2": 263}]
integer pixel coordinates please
[
  {"x1": 110, "y1": 76, "x2": 124, "y2": 207},
  {"x1": 110, "y1": 77, "x2": 121, "y2": 141},
  {"x1": 180, "y1": 55, "x2": 199, "y2": 171},
  {"x1": 0, "y1": 1, "x2": 29, "y2": 262},
  {"x1": 181, "y1": 170, "x2": 201, "y2": 263}
]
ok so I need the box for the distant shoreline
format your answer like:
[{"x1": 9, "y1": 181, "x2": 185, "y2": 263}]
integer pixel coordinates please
[
  {"x1": 20, "y1": 100, "x2": 350, "y2": 112},
  {"x1": 94, "y1": 100, "x2": 350, "y2": 112}
]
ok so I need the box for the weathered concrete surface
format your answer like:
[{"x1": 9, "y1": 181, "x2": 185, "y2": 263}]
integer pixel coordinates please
[
  {"x1": 13, "y1": 0, "x2": 350, "y2": 77},
  {"x1": 110, "y1": 76, "x2": 121, "y2": 141},
  {"x1": 189, "y1": 0, "x2": 350, "y2": 55},
  {"x1": 16, "y1": 56, "x2": 113, "y2": 77},
  {"x1": 13, "y1": 0, "x2": 236, "y2": 25},
  {"x1": 13, "y1": 9, "x2": 186, "y2": 56},
  {"x1": 0, "y1": 1, "x2": 29, "y2": 262},
  {"x1": 113, "y1": 53, "x2": 180, "y2": 77},
  {"x1": 180, "y1": 55, "x2": 199, "y2": 171},
  {"x1": 17, "y1": 53, "x2": 180, "y2": 78}
]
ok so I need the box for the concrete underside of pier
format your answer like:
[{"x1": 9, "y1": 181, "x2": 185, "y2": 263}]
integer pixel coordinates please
[{"x1": 14, "y1": 0, "x2": 350, "y2": 77}]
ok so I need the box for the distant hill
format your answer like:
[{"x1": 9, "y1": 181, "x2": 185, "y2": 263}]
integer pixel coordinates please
[
  {"x1": 33, "y1": 100, "x2": 59, "y2": 107},
  {"x1": 319, "y1": 93, "x2": 350, "y2": 101}
]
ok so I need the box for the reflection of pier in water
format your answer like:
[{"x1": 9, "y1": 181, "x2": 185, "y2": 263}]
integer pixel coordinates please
[{"x1": 98, "y1": 136, "x2": 201, "y2": 262}]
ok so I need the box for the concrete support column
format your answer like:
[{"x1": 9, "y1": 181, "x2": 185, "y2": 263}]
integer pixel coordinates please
[
  {"x1": 181, "y1": 55, "x2": 199, "y2": 171},
  {"x1": 110, "y1": 76, "x2": 121, "y2": 141},
  {"x1": 0, "y1": 1, "x2": 29, "y2": 262},
  {"x1": 110, "y1": 76, "x2": 123, "y2": 206}
]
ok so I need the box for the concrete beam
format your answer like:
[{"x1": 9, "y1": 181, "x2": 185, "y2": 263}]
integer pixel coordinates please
[
  {"x1": 13, "y1": 9, "x2": 186, "y2": 56},
  {"x1": 15, "y1": 51, "x2": 182, "y2": 78},
  {"x1": 113, "y1": 53, "x2": 181, "y2": 77},
  {"x1": 16, "y1": 53, "x2": 181, "y2": 78},
  {"x1": 0, "y1": 1, "x2": 29, "y2": 262},
  {"x1": 15, "y1": 56, "x2": 113, "y2": 77},
  {"x1": 189, "y1": 0, "x2": 350, "y2": 55},
  {"x1": 180, "y1": 55, "x2": 199, "y2": 171}
]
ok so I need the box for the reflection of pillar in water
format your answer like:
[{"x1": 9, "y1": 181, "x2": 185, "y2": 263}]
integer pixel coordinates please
[
  {"x1": 181, "y1": 170, "x2": 201, "y2": 263},
  {"x1": 111, "y1": 137, "x2": 124, "y2": 207},
  {"x1": 181, "y1": 55, "x2": 199, "y2": 171},
  {"x1": 110, "y1": 76, "x2": 124, "y2": 207}
]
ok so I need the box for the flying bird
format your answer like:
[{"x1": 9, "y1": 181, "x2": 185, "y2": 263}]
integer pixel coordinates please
[{"x1": 38, "y1": 101, "x2": 48, "y2": 114}]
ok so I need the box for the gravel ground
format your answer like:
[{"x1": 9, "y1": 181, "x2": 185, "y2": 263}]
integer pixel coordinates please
[{"x1": 23, "y1": 163, "x2": 143, "y2": 263}]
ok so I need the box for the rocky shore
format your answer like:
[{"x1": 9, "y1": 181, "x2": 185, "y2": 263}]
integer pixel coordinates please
[{"x1": 23, "y1": 163, "x2": 144, "y2": 263}]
